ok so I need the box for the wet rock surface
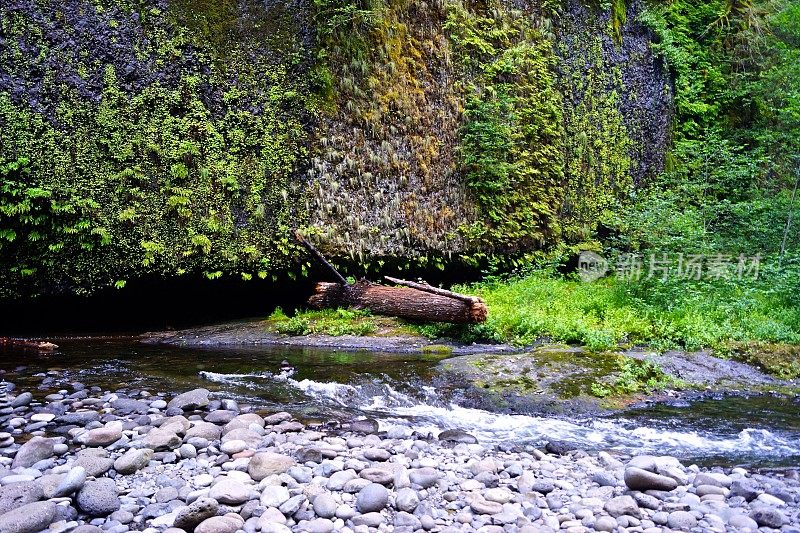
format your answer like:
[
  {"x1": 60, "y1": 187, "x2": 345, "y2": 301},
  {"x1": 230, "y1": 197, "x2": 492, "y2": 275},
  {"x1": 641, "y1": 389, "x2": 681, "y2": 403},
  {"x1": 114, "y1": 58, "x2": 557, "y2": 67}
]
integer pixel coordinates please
[{"x1": 0, "y1": 373, "x2": 797, "y2": 533}]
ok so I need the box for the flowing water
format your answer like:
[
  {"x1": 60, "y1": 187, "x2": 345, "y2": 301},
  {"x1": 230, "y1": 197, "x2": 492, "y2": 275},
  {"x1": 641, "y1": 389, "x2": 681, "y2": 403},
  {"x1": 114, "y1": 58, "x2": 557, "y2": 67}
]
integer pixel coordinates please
[{"x1": 2, "y1": 339, "x2": 799, "y2": 469}]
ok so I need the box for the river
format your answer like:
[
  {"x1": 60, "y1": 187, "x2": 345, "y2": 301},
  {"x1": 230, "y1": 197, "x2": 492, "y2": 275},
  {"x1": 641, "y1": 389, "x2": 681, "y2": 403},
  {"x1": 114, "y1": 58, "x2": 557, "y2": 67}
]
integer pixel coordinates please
[{"x1": 2, "y1": 338, "x2": 799, "y2": 470}]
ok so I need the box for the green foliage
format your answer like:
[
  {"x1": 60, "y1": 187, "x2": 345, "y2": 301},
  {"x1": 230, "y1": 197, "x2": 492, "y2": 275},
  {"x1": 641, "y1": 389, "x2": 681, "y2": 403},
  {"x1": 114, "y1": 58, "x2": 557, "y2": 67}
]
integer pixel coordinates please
[
  {"x1": 429, "y1": 270, "x2": 800, "y2": 354},
  {"x1": 590, "y1": 356, "x2": 678, "y2": 398},
  {"x1": 0, "y1": 1, "x2": 310, "y2": 297},
  {"x1": 446, "y1": 2, "x2": 565, "y2": 254}
]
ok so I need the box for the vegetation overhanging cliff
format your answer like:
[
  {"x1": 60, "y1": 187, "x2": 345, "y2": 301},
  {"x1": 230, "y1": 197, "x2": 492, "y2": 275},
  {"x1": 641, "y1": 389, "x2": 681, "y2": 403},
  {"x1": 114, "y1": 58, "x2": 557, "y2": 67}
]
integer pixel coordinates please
[{"x1": 0, "y1": 0, "x2": 797, "y2": 299}]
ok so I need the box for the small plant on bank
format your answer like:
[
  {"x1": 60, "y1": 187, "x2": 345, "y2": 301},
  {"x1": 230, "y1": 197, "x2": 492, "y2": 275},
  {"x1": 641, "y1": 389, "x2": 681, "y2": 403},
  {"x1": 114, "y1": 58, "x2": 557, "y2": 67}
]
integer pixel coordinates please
[{"x1": 268, "y1": 307, "x2": 377, "y2": 337}]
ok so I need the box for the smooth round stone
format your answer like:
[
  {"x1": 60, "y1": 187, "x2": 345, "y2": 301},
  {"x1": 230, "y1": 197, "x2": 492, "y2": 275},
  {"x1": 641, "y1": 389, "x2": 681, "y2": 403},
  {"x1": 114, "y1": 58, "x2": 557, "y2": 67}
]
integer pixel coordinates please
[
  {"x1": 667, "y1": 510, "x2": 697, "y2": 529},
  {"x1": 484, "y1": 487, "x2": 513, "y2": 504},
  {"x1": 114, "y1": 448, "x2": 153, "y2": 474},
  {"x1": 312, "y1": 494, "x2": 337, "y2": 519},
  {"x1": 409, "y1": 467, "x2": 441, "y2": 488},
  {"x1": 363, "y1": 448, "x2": 390, "y2": 462},
  {"x1": 150, "y1": 400, "x2": 168, "y2": 409},
  {"x1": 179, "y1": 443, "x2": 197, "y2": 459},
  {"x1": 335, "y1": 504, "x2": 356, "y2": 520},
  {"x1": 76, "y1": 478, "x2": 121, "y2": 516},
  {"x1": 302, "y1": 518, "x2": 334, "y2": 533},
  {"x1": 195, "y1": 514, "x2": 243, "y2": 533},
  {"x1": 356, "y1": 483, "x2": 389, "y2": 513},
  {"x1": 395, "y1": 488, "x2": 420, "y2": 512},
  {"x1": 220, "y1": 439, "x2": 247, "y2": 455},
  {"x1": 595, "y1": 516, "x2": 616, "y2": 532},
  {"x1": 53, "y1": 466, "x2": 87, "y2": 497},
  {"x1": 248, "y1": 452, "x2": 296, "y2": 481},
  {"x1": 0, "y1": 480, "x2": 44, "y2": 515},
  {"x1": 624, "y1": 467, "x2": 678, "y2": 491},
  {"x1": 208, "y1": 478, "x2": 252, "y2": 505},
  {"x1": 31, "y1": 413, "x2": 56, "y2": 423}
]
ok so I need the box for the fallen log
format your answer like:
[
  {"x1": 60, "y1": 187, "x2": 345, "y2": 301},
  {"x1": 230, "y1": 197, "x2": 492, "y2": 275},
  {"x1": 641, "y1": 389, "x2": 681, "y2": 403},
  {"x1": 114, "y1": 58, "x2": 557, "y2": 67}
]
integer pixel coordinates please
[
  {"x1": 296, "y1": 230, "x2": 487, "y2": 323},
  {"x1": 308, "y1": 280, "x2": 488, "y2": 324}
]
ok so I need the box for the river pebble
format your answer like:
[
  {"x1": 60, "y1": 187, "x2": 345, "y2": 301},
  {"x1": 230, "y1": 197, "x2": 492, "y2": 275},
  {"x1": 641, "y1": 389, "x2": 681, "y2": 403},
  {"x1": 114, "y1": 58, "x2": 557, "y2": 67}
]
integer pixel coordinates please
[{"x1": 0, "y1": 379, "x2": 796, "y2": 533}]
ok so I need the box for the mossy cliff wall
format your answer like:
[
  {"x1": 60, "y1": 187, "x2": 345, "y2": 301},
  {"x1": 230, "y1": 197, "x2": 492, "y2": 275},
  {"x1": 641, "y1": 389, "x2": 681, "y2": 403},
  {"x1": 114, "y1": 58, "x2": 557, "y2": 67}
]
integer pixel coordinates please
[{"x1": 0, "y1": 0, "x2": 672, "y2": 297}]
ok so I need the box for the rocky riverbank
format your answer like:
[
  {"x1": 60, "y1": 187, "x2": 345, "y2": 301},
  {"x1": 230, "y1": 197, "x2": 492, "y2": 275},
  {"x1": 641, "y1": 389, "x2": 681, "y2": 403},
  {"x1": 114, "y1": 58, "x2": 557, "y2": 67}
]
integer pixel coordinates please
[{"x1": 0, "y1": 377, "x2": 798, "y2": 533}]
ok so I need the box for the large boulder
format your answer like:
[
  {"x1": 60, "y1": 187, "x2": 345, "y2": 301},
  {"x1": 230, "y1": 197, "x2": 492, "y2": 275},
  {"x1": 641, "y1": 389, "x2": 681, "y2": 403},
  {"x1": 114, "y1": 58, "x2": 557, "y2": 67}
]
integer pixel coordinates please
[
  {"x1": 0, "y1": 481, "x2": 44, "y2": 515},
  {"x1": 168, "y1": 388, "x2": 210, "y2": 411},
  {"x1": 76, "y1": 478, "x2": 121, "y2": 516},
  {"x1": 0, "y1": 501, "x2": 57, "y2": 533},
  {"x1": 12, "y1": 436, "x2": 55, "y2": 468}
]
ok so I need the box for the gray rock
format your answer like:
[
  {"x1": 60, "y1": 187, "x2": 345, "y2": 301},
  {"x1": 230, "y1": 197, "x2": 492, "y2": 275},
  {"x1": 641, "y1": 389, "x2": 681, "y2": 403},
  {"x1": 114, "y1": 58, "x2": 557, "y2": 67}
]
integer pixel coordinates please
[
  {"x1": 261, "y1": 485, "x2": 290, "y2": 508},
  {"x1": 394, "y1": 511, "x2": 422, "y2": 529},
  {"x1": 438, "y1": 429, "x2": 478, "y2": 444},
  {"x1": 144, "y1": 428, "x2": 182, "y2": 450},
  {"x1": 53, "y1": 466, "x2": 87, "y2": 497},
  {"x1": 58, "y1": 410, "x2": 101, "y2": 426},
  {"x1": 604, "y1": 495, "x2": 640, "y2": 518},
  {"x1": 359, "y1": 467, "x2": 393, "y2": 485},
  {"x1": 624, "y1": 467, "x2": 678, "y2": 491},
  {"x1": 470, "y1": 498, "x2": 502, "y2": 515},
  {"x1": 195, "y1": 514, "x2": 244, "y2": 533},
  {"x1": 72, "y1": 527, "x2": 103, "y2": 533},
  {"x1": 594, "y1": 516, "x2": 616, "y2": 532},
  {"x1": 111, "y1": 398, "x2": 149, "y2": 414},
  {"x1": 395, "y1": 487, "x2": 420, "y2": 512},
  {"x1": 249, "y1": 452, "x2": 296, "y2": 481},
  {"x1": 12, "y1": 436, "x2": 55, "y2": 468},
  {"x1": 730, "y1": 478, "x2": 760, "y2": 501},
  {"x1": 312, "y1": 493, "x2": 337, "y2": 518},
  {"x1": 356, "y1": 483, "x2": 389, "y2": 513},
  {"x1": 693, "y1": 472, "x2": 732, "y2": 488},
  {"x1": 76, "y1": 478, "x2": 121, "y2": 516},
  {"x1": 327, "y1": 470, "x2": 357, "y2": 491},
  {"x1": 0, "y1": 481, "x2": 44, "y2": 515},
  {"x1": 409, "y1": 467, "x2": 441, "y2": 488},
  {"x1": 76, "y1": 426, "x2": 122, "y2": 447},
  {"x1": 667, "y1": 510, "x2": 697, "y2": 529},
  {"x1": 296, "y1": 447, "x2": 323, "y2": 463},
  {"x1": 174, "y1": 497, "x2": 219, "y2": 530},
  {"x1": 279, "y1": 494, "x2": 306, "y2": 516},
  {"x1": 208, "y1": 478, "x2": 251, "y2": 505},
  {"x1": 351, "y1": 512, "x2": 384, "y2": 527},
  {"x1": 591, "y1": 471, "x2": 618, "y2": 487},
  {"x1": 168, "y1": 388, "x2": 210, "y2": 411},
  {"x1": 0, "y1": 500, "x2": 57, "y2": 533},
  {"x1": 185, "y1": 421, "x2": 222, "y2": 441},
  {"x1": 114, "y1": 448, "x2": 153, "y2": 474},
  {"x1": 74, "y1": 455, "x2": 114, "y2": 477},
  {"x1": 264, "y1": 411, "x2": 293, "y2": 425},
  {"x1": 728, "y1": 513, "x2": 759, "y2": 530},
  {"x1": 363, "y1": 448, "x2": 391, "y2": 461},
  {"x1": 350, "y1": 418, "x2": 379, "y2": 434},
  {"x1": 749, "y1": 506, "x2": 786, "y2": 528},
  {"x1": 11, "y1": 392, "x2": 33, "y2": 408}
]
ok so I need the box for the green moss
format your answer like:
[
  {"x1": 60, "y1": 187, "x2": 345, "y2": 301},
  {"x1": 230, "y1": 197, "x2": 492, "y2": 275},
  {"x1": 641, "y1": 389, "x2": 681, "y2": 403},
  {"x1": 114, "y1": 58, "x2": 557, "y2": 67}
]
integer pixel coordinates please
[{"x1": 0, "y1": 1, "x2": 311, "y2": 297}]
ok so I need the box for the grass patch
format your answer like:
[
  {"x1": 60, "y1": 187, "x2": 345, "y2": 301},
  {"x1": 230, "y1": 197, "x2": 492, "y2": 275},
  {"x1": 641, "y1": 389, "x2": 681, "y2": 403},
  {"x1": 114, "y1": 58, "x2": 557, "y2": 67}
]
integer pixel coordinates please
[
  {"x1": 268, "y1": 307, "x2": 378, "y2": 337},
  {"x1": 589, "y1": 356, "x2": 683, "y2": 398},
  {"x1": 417, "y1": 270, "x2": 800, "y2": 359}
]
